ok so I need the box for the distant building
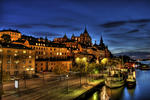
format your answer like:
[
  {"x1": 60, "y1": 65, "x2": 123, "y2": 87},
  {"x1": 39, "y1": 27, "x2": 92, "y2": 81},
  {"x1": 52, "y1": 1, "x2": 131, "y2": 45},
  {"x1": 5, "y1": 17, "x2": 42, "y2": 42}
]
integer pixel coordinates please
[
  {"x1": 0, "y1": 29, "x2": 21, "y2": 41},
  {"x1": 53, "y1": 27, "x2": 92, "y2": 49}
]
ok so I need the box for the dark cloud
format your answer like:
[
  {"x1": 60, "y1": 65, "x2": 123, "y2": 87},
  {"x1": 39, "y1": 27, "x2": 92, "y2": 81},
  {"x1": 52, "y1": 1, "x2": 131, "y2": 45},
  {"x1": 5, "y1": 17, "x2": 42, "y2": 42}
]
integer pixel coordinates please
[
  {"x1": 137, "y1": 24, "x2": 147, "y2": 28},
  {"x1": 127, "y1": 29, "x2": 139, "y2": 33},
  {"x1": 11, "y1": 24, "x2": 33, "y2": 28},
  {"x1": 100, "y1": 19, "x2": 150, "y2": 28},
  {"x1": 100, "y1": 21, "x2": 127, "y2": 28},
  {"x1": 114, "y1": 51, "x2": 150, "y2": 59},
  {"x1": 30, "y1": 32, "x2": 61, "y2": 38},
  {"x1": 9, "y1": 24, "x2": 71, "y2": 29},
  {"x1": 129, "y1": 19, "x2": 150, "y2": 23},
  {"x1": 70, "y1": 27, "x2": 82, "y2": 31}
]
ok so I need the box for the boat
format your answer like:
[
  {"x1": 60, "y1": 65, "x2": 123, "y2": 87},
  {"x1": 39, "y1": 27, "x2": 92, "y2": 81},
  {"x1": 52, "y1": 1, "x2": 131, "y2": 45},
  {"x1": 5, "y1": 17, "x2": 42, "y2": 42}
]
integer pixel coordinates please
[
  {"x1": 126, "y1": 71, "x2": 136, "y2": 87},
  {"x1": 105, "y1": 71, "x2": 125, "y2": 88}
]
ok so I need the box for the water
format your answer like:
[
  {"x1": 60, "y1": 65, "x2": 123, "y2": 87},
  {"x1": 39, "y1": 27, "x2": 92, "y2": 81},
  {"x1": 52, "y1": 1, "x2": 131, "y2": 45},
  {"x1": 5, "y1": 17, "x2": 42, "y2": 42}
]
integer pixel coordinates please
[{"x1": 87, "y1": 70, "x2": 150, "y2": 100}]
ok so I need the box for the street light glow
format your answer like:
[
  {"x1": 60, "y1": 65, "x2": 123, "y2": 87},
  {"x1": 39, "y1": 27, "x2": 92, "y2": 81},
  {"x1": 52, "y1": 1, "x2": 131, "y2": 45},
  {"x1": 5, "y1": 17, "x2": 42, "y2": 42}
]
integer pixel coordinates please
[{"x1": 101, "y1": 58, "x2": 108, "y2": 64}]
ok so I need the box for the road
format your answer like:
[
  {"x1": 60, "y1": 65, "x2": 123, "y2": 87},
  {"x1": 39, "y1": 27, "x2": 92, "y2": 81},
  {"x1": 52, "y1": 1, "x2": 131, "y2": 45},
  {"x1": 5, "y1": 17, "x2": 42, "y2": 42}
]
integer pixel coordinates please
[{"x1": 2, "y1": 72, "x2": 88, "y2": 100}]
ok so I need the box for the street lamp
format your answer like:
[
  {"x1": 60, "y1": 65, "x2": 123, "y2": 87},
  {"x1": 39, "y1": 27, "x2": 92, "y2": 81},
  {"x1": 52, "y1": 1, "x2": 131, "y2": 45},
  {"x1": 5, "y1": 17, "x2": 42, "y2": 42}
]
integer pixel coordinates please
[
  {"x1": 75, "y1": 57, "x2": 88, "y2": 87},
  {"x1": 66, "y1": 74, "x2": 69, "y2": 94}
]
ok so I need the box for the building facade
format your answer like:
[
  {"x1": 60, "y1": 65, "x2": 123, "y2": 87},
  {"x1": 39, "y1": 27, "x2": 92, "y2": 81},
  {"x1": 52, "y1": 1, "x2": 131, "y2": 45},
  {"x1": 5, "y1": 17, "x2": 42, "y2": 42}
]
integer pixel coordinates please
[
  {"x1": 0, "y1": 29, "x2": 21, "y2": 41},
  {"x1": 0, "y1": 43, "x2": 35, "y2": 79}
]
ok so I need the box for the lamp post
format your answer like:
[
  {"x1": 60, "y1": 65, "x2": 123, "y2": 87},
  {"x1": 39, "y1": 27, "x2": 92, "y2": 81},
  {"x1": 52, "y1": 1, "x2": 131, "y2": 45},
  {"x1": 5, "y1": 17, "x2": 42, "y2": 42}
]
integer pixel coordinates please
[
  {"x1": 26, "y1": 68, "x2": 34, "y2": 77},
  {"x1": 66, "y1": 74, "x2": 69, "y2": 94},
  {"x1": 0, "y1": 45, "x2": 3, "y2": 100}
]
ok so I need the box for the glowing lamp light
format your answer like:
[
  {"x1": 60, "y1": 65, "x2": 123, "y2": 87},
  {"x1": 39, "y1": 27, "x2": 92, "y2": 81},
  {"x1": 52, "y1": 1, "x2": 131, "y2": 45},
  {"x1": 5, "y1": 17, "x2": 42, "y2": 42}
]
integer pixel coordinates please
[{"x1": 101, "y1": 58, "x2": 108, "y2": 64}]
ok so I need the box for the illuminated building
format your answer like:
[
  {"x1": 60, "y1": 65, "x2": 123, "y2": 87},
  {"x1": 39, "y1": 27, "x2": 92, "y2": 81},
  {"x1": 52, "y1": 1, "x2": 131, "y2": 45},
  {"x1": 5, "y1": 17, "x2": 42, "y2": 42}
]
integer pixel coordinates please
[
  {"x1": 0, "y1": 43, "x2": 35, "y2": 79},
  {"x1": 35, "y1": 60, "x2": 72, "y2": 72},
  {"x1": 0, "y1": 29, "x2": 21, "y2": 41}
]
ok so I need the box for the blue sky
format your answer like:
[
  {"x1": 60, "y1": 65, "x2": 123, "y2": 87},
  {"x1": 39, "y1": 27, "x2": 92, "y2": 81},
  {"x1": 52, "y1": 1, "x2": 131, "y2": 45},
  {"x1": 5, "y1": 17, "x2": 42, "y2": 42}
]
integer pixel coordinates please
[{"x1": 1, "y1": 0, "x2": 150, "y2": 57}]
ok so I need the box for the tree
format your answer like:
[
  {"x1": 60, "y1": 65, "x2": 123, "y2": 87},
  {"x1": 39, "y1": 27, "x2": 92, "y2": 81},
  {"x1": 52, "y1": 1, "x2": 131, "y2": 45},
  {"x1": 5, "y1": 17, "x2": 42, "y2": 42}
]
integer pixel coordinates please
[{"x1": 1, "y1": 34, "x2": 11, "y2": 43}]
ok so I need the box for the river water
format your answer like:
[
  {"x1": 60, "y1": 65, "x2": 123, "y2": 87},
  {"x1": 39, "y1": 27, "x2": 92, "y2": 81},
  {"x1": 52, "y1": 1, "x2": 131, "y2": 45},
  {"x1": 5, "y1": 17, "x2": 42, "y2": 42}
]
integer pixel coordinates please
[{"x1": 87, "y1": 69, "x2": 150, "y2": 100}]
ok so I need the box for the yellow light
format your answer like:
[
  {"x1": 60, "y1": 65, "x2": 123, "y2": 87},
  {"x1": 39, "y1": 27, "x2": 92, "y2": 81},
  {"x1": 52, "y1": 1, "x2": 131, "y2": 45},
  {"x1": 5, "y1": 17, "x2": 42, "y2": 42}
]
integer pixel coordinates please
[
  {"x1": 26, "y1": 68, "x2": 29, "y2": 71},
  {"x1": 31, "y1": 68, "x2": 34, "y2": 71},
  {"x1": 82, "y1": 57, "x2": 87, "y2": 62},
  {"x1": 75, "y1": 57, "x2": 80, "y2": 63},
  {"x1": 0, "y1": 49, "x2": 3, "y2": 52},
  {"x1": 23, "y1": 50, "x2": 26, "y2": 54},
  {"x1": 101, "y1": 58, "x2": 108, "y2": 64}
]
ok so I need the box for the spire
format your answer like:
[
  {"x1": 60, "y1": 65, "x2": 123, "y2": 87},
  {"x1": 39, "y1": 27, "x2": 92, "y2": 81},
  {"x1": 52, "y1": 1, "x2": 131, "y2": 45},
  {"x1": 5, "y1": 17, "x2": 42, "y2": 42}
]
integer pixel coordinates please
[
  {"x1": 84, "y1": 26, "x2": 88, "y2": 33},
  {"x1": 63, "y1": 33, "x2": 67, "y2": 39},
  {"x1": 95, "y1": 40, "x2": 97, "y2": 44},
  {"x1": 94, "y1": 40, "x2": 97, "y2": 46},
  {"x1": 100, "y1": 35, "x2": 103, "y2": 45},
  {"x1": 72, "y1": 33, "x2": 74, "y2": 37}
]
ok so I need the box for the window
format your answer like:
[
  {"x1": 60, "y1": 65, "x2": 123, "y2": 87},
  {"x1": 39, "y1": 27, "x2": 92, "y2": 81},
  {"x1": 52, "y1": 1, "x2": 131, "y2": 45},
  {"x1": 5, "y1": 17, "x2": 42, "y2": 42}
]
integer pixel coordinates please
[
  {"x1": 7, "y1": 60, "x2": 10, "y2": 64},
  {"x1": 0, "y1": 49, "x2": 3, "y2": 52},
  {"x1": 23, "y1": 50, "x2": 26, "y2": 54},
  {"x1": 29, "y1": 56, "x2": 32, "y2": 58},
  {"x1": 7, "y1": 65, "x2": 10, "y2": 69},
  {"x1": 29, "y1": 60, "x2": 32, "y2": 63},
  {"x1": 7, "y1": 50, "x2": 11, "y2": 53},
  {"x1": 7, "y1": 55, "x2": 11, "y2": 58}
]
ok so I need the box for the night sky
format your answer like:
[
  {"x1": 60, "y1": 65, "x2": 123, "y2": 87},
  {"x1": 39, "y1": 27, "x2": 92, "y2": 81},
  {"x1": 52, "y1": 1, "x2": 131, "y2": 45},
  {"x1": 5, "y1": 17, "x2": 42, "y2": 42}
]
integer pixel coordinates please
[{"x1": 1, "y1": 0, "x2": 150, "y2": 58}]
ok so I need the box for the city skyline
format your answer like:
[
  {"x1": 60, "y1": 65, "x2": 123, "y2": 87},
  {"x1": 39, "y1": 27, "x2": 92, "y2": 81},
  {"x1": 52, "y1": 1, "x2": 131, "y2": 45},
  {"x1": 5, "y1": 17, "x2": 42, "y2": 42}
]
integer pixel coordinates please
[{"x1": 1, "y1": 0, "x2": 150, "y2": 57}]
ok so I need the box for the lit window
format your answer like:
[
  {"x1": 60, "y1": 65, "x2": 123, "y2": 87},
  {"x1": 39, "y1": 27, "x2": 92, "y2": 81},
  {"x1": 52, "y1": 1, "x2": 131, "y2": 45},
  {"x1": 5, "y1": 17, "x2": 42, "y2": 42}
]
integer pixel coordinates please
[
  {"x1": 57, "y1": 52, "x2": 59, "y2": 55},
  {"x1": 60, "y1": 52, "x2": 62, "y2": 55},
  {"x1": 0, "y1": 49, "x2": 3, "y2": 52},
  {"x1": 29, "y1": 56, "x2": 32, "y2": 58},
  {"x1": 36, "y1": 56, "x2": 38, "y2": 59},
  {"x1": 23, "y1": 50, "x2": 26, "y2": 54},
  {"x1": 43, "y1": 52, "x2": 46, "y2": 55}
]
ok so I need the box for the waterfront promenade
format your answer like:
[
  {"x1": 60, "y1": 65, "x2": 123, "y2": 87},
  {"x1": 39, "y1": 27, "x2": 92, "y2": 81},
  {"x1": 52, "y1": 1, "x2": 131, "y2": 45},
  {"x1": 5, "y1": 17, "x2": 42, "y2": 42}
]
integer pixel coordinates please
[{"x1": 2, "y1": 73, "x2": 104, "y2": 100}]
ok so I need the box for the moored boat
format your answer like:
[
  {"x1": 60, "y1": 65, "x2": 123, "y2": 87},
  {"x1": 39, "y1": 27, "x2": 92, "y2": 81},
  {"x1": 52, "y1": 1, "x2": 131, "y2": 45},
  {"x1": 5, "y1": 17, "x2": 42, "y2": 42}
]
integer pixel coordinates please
[
  {"x1": 126, "y1": 71, "x2": 136, "y2": 87},
  {"x1": 105, "y1": 71, "x2": 125, "y2": 88}
]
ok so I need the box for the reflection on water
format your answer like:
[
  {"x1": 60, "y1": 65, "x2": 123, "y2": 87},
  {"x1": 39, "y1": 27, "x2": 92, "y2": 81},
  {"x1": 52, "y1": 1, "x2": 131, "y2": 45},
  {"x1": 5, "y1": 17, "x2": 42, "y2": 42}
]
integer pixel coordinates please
[{"x1": 87, "y1": 70, "x2": 150, "y2": 100}]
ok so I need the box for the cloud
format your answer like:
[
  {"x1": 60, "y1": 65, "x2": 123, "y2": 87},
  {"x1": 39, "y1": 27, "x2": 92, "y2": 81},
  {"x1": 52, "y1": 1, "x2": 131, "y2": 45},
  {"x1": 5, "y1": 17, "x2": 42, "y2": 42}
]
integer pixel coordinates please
[
  {"x1": 9, "y1": 23, "x2": 71, "y2": 29},
  {"x1": 127, "y1": 29, "x2": 139, "y2": 33},
  {"x1": 129, "y1": 19, "x2": 150, "y2": 23},
  {"x1": 30, "y1": 32, "x2": 62, "y2": 38},
  {"x1": 137, "y1": 24, "x2": 147, "y2": 28},
  {"x1": 100, "y1": 21, "x2": 127, "y2": 28},
  {"x1": 100, "y1": 19, "x2": 150, "y2": 28},
  {"x1": 70, "y1": 27, "x2": 82, "y2": 31}
]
